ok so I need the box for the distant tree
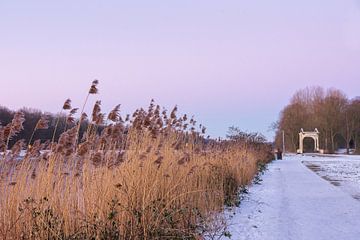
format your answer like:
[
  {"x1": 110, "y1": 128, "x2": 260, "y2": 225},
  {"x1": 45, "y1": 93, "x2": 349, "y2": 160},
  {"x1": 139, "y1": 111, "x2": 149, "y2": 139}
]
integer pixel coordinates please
[
  {"x1": 320, "y1": 89, "x2": 347, "y2": 152},
  {"x1": 0, "y1": 106, "x2": 13, "y2": 125},
  {"x1": 227, "y1": 126, "x2": 266, "y2": 143},
  {"x1": 0, "y1": 105, "x2": 87, "y2": 148},
  {"x1": 274, "y1": 87, "x2": 358, "y2": 154},
  {"x1": 343, "y1": 98, "x2": 360, "y2": 153},
  {"x1": 276, "y1": 102, "x2": 309, "y2": 152}
]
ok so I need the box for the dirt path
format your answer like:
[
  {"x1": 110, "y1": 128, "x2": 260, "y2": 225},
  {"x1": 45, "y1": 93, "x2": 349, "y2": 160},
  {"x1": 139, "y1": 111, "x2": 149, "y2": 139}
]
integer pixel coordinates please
[{"x1": 223, "y1": 155, "x2": 360, "y2": 240}]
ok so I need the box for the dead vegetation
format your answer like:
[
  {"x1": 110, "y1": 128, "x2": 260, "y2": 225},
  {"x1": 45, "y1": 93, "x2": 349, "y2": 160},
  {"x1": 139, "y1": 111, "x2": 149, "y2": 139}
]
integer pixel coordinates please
[{"x1": 0, "y1": 81, "x2": 272, "y2": 239}]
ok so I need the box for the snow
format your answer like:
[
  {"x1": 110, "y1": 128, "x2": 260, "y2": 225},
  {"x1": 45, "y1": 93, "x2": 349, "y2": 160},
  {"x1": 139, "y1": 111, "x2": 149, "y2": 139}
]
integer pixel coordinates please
[
  {"x1": 222, "y1": 154, "x2": 360, "y2": 240},
  {"x1": 302, "y1": 154, "x2": 360, "y2": 201},
  {"x1": 335, "y1": 148, "x2": 355, "y2": 154}
]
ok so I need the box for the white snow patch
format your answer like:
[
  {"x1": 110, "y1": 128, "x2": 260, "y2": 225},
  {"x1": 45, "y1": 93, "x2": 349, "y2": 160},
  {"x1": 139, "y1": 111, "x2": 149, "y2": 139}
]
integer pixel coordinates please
[{"x1": 303, "y1": 154, "x2": 360, "y2": 201}]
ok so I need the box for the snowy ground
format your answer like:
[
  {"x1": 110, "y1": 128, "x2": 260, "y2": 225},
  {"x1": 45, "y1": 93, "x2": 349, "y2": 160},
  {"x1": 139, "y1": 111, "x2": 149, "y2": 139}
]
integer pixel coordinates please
[
  {"x1": 222, "y1": 154, "x2": 360, "y2": 240},
  {"x1": 303, "y1": 154, "x2": 360, "y2": 201}
]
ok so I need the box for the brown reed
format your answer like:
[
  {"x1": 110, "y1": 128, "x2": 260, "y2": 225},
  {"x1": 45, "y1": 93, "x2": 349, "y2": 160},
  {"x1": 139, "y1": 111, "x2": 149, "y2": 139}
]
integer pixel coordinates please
[{"x1": 0, "y1": 81, "x2": 272, "y2": 240}]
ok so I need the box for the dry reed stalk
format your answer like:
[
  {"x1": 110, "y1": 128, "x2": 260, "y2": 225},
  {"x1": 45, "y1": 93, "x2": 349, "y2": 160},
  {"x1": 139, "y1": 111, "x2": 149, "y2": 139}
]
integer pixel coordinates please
[
  {"x1": 0, "y1": 81, "x2": 273, "y2": 239},
  {"x1": 28, "y1": 115, "x2": 49, "y2": 149},
  {"x1": 51, "y1": 98, "x2": 72, "y2": 146},
  {"x1": 75, "y1": 80, "x2": 99, "y2": 146},
  {"x1": 1, "y1": 111, "x2": 25, "y2": 164}
]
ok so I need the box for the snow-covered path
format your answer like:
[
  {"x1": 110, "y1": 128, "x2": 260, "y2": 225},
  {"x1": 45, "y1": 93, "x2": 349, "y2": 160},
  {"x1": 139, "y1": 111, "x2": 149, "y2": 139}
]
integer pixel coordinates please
[{"x1": 224, "y1": 155, "x2": 360, "y2": 240}]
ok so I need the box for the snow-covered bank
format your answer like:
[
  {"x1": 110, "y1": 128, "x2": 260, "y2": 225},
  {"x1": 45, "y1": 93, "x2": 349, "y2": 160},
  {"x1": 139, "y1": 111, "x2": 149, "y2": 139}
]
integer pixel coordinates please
[{"x1": 222, "y1": 155, "x2": 360, "y2": 240}]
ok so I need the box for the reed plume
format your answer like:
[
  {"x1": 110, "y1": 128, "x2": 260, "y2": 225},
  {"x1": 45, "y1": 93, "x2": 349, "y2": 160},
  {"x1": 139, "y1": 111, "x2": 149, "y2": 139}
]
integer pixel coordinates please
[
  {"x1": 2, "y1": 111, "x2": 25, "y2": 161},
  {"x1": 52, "y1": 98, "x2": 72, "y2": 146},
  {"x1": 28, "y1": 115, "x2": 49, "y2": 148},
  {"x1": 75, "y1": 80, "x2": 99, "y2": 145},
  {"x1": 108, "y1": 104, "x2": 121, "y2": 122},
  {"x1": 63, "y1": 98, "x2": 72, "y2": 110}
]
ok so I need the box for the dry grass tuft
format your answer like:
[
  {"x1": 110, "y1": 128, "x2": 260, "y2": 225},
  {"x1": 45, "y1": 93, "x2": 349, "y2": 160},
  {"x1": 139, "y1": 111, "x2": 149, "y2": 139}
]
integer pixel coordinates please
[{"x1": 0, "y1": 81, "x2": 273, "y2": 239}]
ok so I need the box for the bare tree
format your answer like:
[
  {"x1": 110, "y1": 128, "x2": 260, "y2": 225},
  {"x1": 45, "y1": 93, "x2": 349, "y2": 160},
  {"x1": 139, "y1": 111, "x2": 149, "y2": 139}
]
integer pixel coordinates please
[
  {"x1": 343, "y1": 98, "x2": 360, "y2": 153},
  {"x1": 275, "y1": 87, "x2": 355, "y2": 154}
]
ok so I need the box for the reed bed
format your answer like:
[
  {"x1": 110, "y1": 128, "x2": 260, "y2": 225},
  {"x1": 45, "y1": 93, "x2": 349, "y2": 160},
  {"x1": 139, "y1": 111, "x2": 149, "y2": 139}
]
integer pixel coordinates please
[{"x1": 0, "y1": 81, "x2": 272, "y2": 239}]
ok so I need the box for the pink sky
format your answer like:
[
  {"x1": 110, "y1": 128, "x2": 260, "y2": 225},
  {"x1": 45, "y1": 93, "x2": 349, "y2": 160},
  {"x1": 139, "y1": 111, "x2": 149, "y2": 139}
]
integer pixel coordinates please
[{"x1": 1, "y1": 0, "x2": 360, "y2": 140}]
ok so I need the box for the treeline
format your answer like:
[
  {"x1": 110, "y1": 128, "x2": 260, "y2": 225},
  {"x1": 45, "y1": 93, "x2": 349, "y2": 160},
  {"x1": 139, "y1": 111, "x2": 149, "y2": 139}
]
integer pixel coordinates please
[
  {"x1": 0, "y1": 105, "x2": 88, "y2": 149},
  {"x1": 274, "y1": 87, "x2": 360, "y2": 154}
]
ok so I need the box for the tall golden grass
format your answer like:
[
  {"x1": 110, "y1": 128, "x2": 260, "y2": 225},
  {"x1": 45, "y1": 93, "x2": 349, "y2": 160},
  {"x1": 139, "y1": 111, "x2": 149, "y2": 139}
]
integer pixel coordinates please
[{"x1": 0, "y1": 81, "x2": 272, "y2": 239}]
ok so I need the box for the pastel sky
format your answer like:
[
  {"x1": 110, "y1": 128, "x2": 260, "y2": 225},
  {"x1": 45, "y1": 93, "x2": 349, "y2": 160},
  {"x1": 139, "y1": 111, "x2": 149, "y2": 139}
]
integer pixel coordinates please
[{"x1": 1, "y1": 0, "x2": 360, "y2": 140}]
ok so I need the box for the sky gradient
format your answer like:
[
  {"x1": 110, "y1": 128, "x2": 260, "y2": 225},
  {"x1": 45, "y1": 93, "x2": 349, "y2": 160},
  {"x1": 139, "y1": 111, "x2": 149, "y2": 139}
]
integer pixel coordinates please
[{"x1": 1, "y1": 0, "x2": 360, "y2": 140}]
